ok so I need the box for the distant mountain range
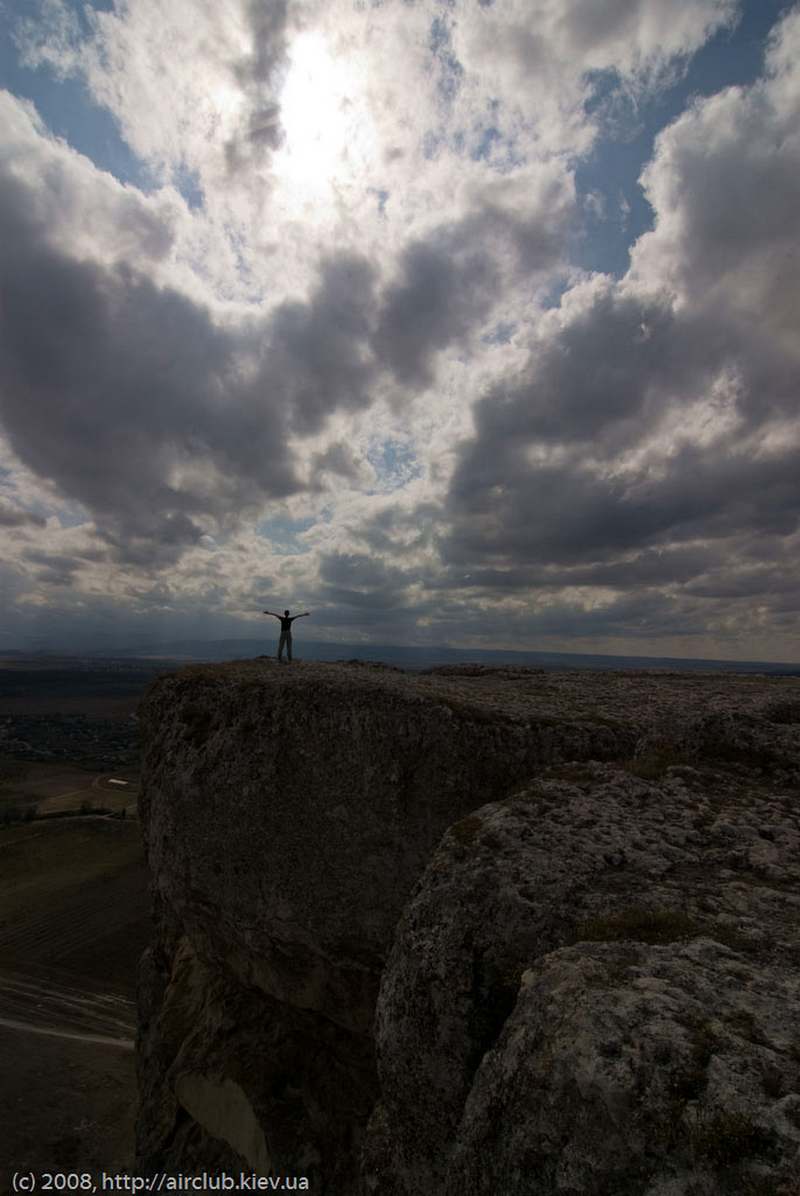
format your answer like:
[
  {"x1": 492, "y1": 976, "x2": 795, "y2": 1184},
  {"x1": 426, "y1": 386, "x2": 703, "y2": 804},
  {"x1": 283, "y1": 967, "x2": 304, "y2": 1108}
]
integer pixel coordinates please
[{"x1": 8, "y1": 638, "x2": 796, "y2": 674}]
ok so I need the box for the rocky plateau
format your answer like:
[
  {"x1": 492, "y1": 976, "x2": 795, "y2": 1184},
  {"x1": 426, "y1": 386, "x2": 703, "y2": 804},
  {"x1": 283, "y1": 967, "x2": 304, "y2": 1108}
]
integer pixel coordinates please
[{"x1": 136, "y1": 660, "x2": 800, "y2": 1194}]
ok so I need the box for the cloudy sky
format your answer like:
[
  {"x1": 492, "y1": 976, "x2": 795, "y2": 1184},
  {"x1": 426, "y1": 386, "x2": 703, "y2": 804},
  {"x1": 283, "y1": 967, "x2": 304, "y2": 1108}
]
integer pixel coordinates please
[{"x1": 0, "y1": 0, "x2": 798, "y2": 659}]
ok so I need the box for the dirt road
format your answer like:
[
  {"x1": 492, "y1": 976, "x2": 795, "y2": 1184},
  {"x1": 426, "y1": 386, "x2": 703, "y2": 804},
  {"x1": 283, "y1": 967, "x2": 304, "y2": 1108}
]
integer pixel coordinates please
[
  {"x1": 0, "y1": 966, "x2": 135, "y2": 1047},
  {"x1": 0, "y1": 817, "x2": 149, "y2": 1185}
]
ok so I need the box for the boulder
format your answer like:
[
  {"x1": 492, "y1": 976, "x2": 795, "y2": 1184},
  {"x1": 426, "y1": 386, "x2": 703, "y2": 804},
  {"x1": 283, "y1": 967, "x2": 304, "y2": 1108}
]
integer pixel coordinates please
[
  {"x1": 367, "y1": 760, "x2": 800, "y2": 1194},
  {"x1": 136, "y1": 661, "x2": 637, "y2": 1186},
  {"x1": 134, "y1": 661, "x2": 800, "y2": 1189}
]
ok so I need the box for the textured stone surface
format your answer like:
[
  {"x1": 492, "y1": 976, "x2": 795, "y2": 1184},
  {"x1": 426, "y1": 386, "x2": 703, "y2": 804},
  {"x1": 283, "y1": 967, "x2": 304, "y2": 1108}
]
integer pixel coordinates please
[
  {"x1": 367, "y1": 757, "x2": 800, "y2": 1194},
  {"x1": 134, "y1": 660, "x2": 800, "y2": 1190},
  {"x1": 136, "y1": 660, "x2": 642, "y2": 1187},
  {"x1": 137, "y1": 661, "x2": 638, "y2": 1034},
  {"x1": 136, "y1": 934, "x2": 376, "y2": 1187}
]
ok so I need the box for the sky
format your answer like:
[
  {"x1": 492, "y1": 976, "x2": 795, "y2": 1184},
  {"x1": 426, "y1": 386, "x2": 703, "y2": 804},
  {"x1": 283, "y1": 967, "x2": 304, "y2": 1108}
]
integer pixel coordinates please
[{"x1": 0, "y1": 0, "x2": 798, "y2": 660}]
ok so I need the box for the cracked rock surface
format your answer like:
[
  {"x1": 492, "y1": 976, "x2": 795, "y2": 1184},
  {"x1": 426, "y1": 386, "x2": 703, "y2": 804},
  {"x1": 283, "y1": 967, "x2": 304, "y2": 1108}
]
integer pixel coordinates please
[
  {"x1": 366, "y1": 759, "x2": 800, "y2": 1194},
  {"x1": 134, "y1": 661, "x2": 800, "y2": 1192}
]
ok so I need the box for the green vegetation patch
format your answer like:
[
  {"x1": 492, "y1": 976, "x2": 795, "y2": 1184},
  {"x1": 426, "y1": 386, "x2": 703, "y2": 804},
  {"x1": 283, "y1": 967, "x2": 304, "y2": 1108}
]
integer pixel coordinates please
[
  {"x1": 687, "y1": 1109, "x2": 777, "y2": 1168},
  {"x1": 705, "y1": 923, "x2": 759, "y2": 955},
  {"x1": 0, "y1": 797, "x2": 37, "y2": 825},
  {"x1": 544, "y1": 763, "x2": 598, "y2": 784},
  {"x1": 711, "y1": 743, "x2": 778, "y2": 773},
  {"x1": 572, "y1": 909, "x2": 757, "y2": 956},
  {"x1": 0, "y1": 757, "x2": 30, "y2": 785},
  {"x1": 762, "y1": 699, "x2": 800, "y2": 725},
  {"x1": 572, "y1": 907, "x2": 701, "y2": 946},
  {"x1": 433, "y1": 696, "x2": 524, "y2": 726},
  {"x1": 179, "y1": 700, "x2": 215, "y2": 746},
  {"x1": 576, "y1": 713, "x2": 627, "y2": 730},
  {"x1": 621, "y1": 750, "x2": 689, "y2": 780},
  {"x1": 449, "y1": 814, "x2": 484, "y2": 846},
  {"x1": 670, "y1": 1019, "x2": 717, "y2": 1102}
]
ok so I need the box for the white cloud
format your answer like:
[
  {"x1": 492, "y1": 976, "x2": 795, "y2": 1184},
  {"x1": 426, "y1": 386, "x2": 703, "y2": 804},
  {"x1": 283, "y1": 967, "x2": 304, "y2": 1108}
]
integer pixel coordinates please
[
  {"x1": 434, "y1": 5, "x2": 800, "y2": 654},
  {"x1": 4, "y1": 0, "x2": 799, "y2": 659}
]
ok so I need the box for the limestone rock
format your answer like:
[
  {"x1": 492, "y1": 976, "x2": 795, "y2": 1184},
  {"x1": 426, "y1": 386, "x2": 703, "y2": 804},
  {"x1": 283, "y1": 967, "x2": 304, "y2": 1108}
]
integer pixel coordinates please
[
  {"x1": 136, "y1": 661, "x2": 637, "y2": 1185},
  {"x1": 367, "y1": 760, "x2": 800, "y2": 1193},
  {"x1": 134, "y1": 662, "x2": 800, "y2": 1189},
  {"x1": 449, "y1": 938, "x2": 800, "y2": 1195},
  {"x1": 137, "y1": 661, "x2": 637, "y2": 1030},
  {"x1": 136, "y1": 934, "x2": 376, "y2": 1188}
]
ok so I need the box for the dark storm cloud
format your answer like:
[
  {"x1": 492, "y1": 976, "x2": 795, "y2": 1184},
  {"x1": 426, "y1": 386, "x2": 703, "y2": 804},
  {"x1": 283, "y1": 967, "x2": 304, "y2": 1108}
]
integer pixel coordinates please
[
  {"x1": 0, "y1": 170, "x2": 293, "y2": 565},
  {"x1": 437, "y1": 198, "x2": 800, "y2": 585},
  {"x1": 469, "y1": 287, "x2": 722, "y2": 449},
  {"x1": 24, "y1": 549, "x2": 80, "y2": 570},
  {"x1": 21, "y1": 547, "x2": 98, "y2": 586},
  {"x1": 354, "y1": 502, "x2": 439, "y2": 555},
  {"x1": 0, "y1": 168, "x2": 382, "y2": 567},
  {"x1": 501, "y1": 588, "x2": 703, "y2": 640},
  {"x1": 320, "y1": 551, "x2": 407, "y2": 588},
  {"x1": 32, "y1": 565, "x2": 75, "y2": 586},
  {"x1": 225, "y1": 0, "x2": 291, "y2": 171},
  {"x1": 0, "y1": 502, "x2": 46, "y2": 528},
  {"x1": 317, "y1": 551, "x2": 412, "y2": 610},
  {"x1": 2, "y1": 138, "x2": 552, "y2": 573},
  {"x1": 267, "y1": 254, "x2": 379, "y2": 435},
  {"x1": 316, "y1": 574, "x2": 710, "y2": 645},
  {"x1": 412, "y1": 542, "x2": 723, "y2": 593},
  {"x1": 372, "y1": 239, "x2": 497, "y2": 387},
  {"x1": 308, "y1": 442, "x2": 361, "y2": 486},
  {"x1": 372, "y1": 178, "x2": 574, "y2": 389},
  {"x1": 237, "y1": 0, "x2": 291, "y2": 88},
  {"x1": 224, "y1": 102, "x2": 284, "y2": 173},
  {"x1": 444, "y1": 435, "x2": 800, "y2": 571}
]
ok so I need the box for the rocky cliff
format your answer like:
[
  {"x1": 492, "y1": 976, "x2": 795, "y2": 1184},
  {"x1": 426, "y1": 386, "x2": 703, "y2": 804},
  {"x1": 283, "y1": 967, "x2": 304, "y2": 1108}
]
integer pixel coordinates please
[{"x1": 136, "y1": 661, "x2": 800, "y2": 1193}]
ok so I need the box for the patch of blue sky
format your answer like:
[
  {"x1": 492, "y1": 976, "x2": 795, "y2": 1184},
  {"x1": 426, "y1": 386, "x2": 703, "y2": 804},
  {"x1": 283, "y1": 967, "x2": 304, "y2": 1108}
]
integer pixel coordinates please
[
  {"x1": 57, "y1": 507, "x2": 89, "y2": 528},
  {"x1": 429, "y1": 14, "x2": 463, "y2": 104},
  {"x1": 172, "y1": 162, "x2": 204, "y2": 211},
  {"x1": 256, "y1": 514, "x2": 315, "y2": 556},
  {"x1": 422, "y1": 128, "x2": 444, "y2": 161},
  {"x1": 471, "y1": 124, "x2": 502, "y2": 162},
  {"x1": 0, "y1": 0, "x2": 152, "y2": 190},
  {"x1": 366, "y1": 438, "x2": 422, "y2": 493},
  {"x1": 471, "y1": 126, "x2": 526, "y2": 173},
  {"x1": 573, "y1": 0, "x2": 793, "y2": 278},
  {"x1": 367, "y1": 186, "x2": 389, "y2": 217},
  {"x1": 482, "y1": 321, "x2": 517, "y2": 346},
  {"x1": 427, "y1": 90, "x2": 525, "y2": 174}
]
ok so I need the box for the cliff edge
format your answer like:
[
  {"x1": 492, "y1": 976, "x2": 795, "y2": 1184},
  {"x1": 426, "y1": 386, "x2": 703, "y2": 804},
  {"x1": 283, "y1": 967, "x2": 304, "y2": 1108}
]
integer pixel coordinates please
[{"x1": 136, "y1": 661, "x2": 800, "y2": 1193}]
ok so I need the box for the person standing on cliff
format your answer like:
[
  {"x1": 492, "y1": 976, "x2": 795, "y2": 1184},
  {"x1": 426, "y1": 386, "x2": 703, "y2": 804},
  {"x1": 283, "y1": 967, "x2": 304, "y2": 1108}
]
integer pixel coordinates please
[{"x1": 263, "y1": 609, "x2": 310, "y2": 663}]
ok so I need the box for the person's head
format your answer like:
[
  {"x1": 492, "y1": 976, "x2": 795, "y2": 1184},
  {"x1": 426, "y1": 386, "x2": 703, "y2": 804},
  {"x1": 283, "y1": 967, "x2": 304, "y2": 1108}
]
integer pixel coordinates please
[{"x1": 284, "y1": 609, "x2": 290, "y2": 617}]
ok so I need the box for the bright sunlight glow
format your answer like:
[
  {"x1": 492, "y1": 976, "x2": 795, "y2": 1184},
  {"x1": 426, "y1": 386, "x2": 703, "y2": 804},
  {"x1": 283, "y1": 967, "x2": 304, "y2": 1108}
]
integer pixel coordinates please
[{"x1": 273, "y1": 31, "x2": 377, "y2": 202}]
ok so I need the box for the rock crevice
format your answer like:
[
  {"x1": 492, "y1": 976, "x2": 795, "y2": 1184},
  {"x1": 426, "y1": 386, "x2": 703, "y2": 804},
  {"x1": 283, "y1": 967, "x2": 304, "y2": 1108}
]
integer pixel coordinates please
[{"x1": 136, "y1": 661, "x2": 800, "y2": 1193}]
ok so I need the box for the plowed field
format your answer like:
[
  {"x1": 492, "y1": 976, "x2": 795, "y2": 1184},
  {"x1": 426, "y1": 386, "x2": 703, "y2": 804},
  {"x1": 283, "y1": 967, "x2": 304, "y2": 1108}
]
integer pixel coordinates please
[{"x1": 0, "y1": 817, "x2": 150, "y2": 1188}]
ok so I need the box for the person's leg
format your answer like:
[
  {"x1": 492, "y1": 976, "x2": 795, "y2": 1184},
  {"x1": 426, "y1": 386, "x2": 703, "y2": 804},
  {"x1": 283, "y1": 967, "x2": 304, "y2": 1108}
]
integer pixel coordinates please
[
  {"x1": 287, "y1": 632, "x2": 293, "y2": 662},
  {"x1": 278, "y1": 631, "x2": 286, "y2": 661}
]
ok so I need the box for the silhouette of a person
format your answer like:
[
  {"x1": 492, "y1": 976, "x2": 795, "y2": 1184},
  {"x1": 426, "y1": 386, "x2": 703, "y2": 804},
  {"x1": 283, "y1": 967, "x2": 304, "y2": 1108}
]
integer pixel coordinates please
[{"x1": 263, "y1": 608, "x2": 310, "y2": 662}]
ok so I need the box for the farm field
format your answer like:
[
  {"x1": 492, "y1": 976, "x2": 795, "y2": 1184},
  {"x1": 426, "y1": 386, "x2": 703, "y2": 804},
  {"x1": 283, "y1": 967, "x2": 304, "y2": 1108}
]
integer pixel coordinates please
[
  {"x1": 0, "y1": 1019, "x2": 137, "y2": 1187},
  {"x1": 0, "y1": 759, "x2": 139, "y2": 819},
  {"x1": 0, "y1": 816, "x2": 149, "y2": 987},
  {"x1": 0, "y1": 661, "x2": 156, "y2": 719},
  {"x1": 0, "y1": 809, "x2": 149, "y2": 1189}
]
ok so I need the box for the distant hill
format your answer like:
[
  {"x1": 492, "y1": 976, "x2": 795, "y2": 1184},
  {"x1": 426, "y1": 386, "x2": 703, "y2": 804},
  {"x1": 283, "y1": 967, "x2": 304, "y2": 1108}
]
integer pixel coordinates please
[{"x1": 54, "y1": 638, "x2": 800, "y2": 674}]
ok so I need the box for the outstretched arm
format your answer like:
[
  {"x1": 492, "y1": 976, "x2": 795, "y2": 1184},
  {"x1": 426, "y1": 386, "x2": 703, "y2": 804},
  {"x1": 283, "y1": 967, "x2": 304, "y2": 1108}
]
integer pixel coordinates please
[
  {"x1": 297, "y1": 612, "x2": 310, "y2": 618},
  {"x1": 262, "y1": 611, "x2": 280, "y2": 619}
]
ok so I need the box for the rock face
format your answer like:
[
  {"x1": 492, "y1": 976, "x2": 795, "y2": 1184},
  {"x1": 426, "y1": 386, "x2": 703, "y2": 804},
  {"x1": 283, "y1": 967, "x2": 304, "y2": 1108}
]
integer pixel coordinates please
[
  {"x1": 136, "y1": 661, "x2": 800, "y2": 1193},
  {"x1": 367, "y1": 761, "x2": 800, "y2": 1194}
]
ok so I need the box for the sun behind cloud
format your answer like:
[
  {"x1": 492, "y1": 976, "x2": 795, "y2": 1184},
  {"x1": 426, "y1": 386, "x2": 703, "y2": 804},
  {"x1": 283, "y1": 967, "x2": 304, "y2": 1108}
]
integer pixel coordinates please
[{"x1": 273, "y1": 29, "x2": 377, "y2": 202}]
